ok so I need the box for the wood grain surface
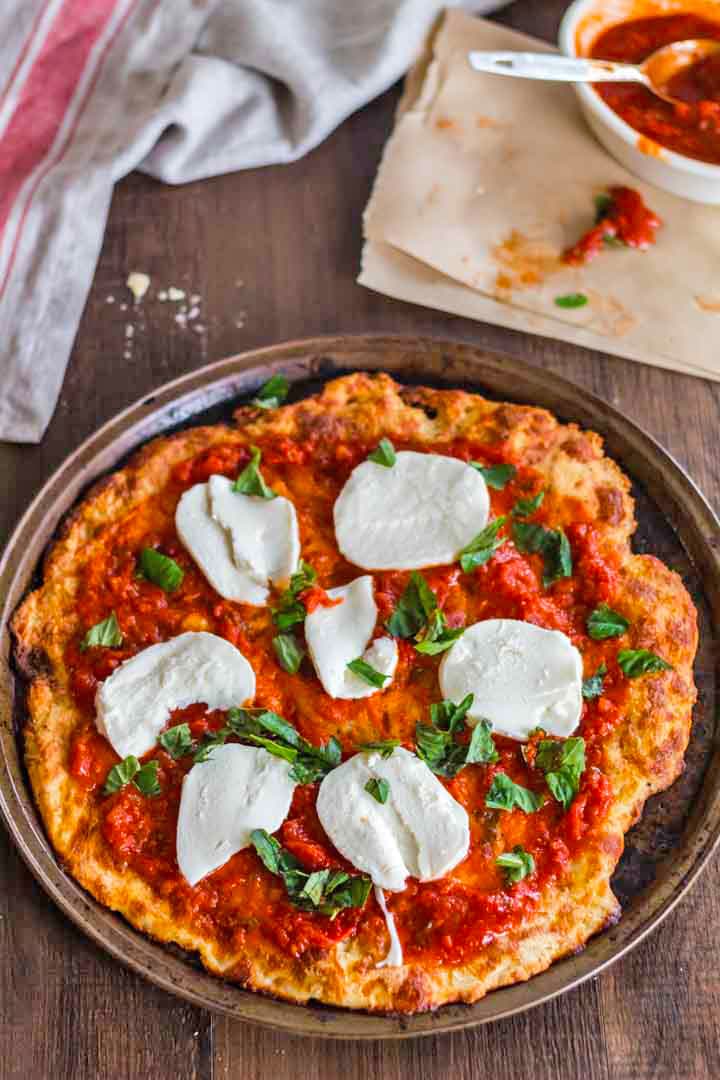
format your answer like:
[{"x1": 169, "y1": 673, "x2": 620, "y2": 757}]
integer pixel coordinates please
[{"x1": 1, "y1": 2, "x2": 719, "y2": 1077}]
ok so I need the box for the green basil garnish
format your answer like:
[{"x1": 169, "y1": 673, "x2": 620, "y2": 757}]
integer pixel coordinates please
[
  {"x1": 193, "y1": 728, "x2": 229, "y2": 763},
  {"x1": 414, "y1": 609, "x2": 465, "y2": 655},
  {"x1": 587, "y1": 605, "x2": 629, "y2": 640},
  {"x1": 272, "y1": 560, "x2": 317, "y2": 630},
  {"x1": 555, "y1": 293, "x2": 588, "y2": 309},
  {"x1": 103, "y1": 756, "x2": 160, "y2": 797},
  {"x1": 416, "y1": 694, "x2": 498, "y2": 778},
  {"x1": 347, "y1": 657, "x2": 389, "y2": 689},
  {"x1": 485, "y1": 773, "x2": 542, "y2": 813},
  {"x1": 470, "y1": 462, "x2": 516, "y2": 490},
  {"x1": 232, "y1": 445, "x2": 276, "y2": 499},
  {"x1": 365, "y1": 777, "x2": 390, "y2": 804},
  {"x1": 273, "y1": 632, "x2": 305, "y2": 674},
  {"x1": 367, "y1": 438, "x2": 396, "y2": 467},
  {"x1": 511, "y1": 491, "x2": 545, "y2": 518},
  {"x1": 138, "y1": 548, "x2": 184, "y2": 593},
  {"x1": 458, "y1": 517, "x2": 506, "y2": 573},
  {"x1": 618, "y1": 649, "x2": 672, "y2": 677},
  {"x1": 226, "y1": 707, "x2": 341, "y2": 784},
  {"x1": 79, "y1": 612, "x2": 123, "y2": 652},
  {"x1": 496, "y1": 845, "x2": 535, "y2": 884},
  {"x1": 252, "y1": 374, "x2": 289, "y2": 410},
  {"x1": 582, "y1": 663, "x2": 607, "y2": 700},
  {"x1": 512, "y1": 521, "x2": 572, "y2": 587},
  {"x1": 356, "y1": 739, "x2": 400, "y2": 759},
  {"x1": 250, "y1": 829, "x2": 372, "y2": 916},
  {"x1": 385, "y1": 571, "x2": 437, "y2": 639},
  {"x1": 158, "y1": 723, "x2": 193, "y2": 759},
  {"x1": 535, "y1": 737, "x2": 586, "y2": 811}
]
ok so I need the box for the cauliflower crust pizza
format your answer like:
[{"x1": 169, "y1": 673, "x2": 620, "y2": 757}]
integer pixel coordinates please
[{"x1": 12, "y1": 372, "x2": 697, "y2": 1014}]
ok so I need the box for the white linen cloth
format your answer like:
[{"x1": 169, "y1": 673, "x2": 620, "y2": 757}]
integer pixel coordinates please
[{"x1": 0, "y1": 0, "x2": 504, "y2": 443}]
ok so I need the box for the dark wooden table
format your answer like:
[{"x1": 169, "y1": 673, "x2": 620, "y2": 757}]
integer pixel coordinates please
[{"x1": 2, "y1": 2, "x2": 719, "y2": 1077}]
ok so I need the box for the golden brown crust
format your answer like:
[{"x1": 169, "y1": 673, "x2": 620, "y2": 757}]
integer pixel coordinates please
[{"x1": 12, "y1": 373, "x2": 697, "y2": 1013}]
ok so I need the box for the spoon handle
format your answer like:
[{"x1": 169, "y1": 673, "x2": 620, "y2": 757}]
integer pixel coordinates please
[{"x1": 468, "y1": 51, "x2": 648, "y2": 86}]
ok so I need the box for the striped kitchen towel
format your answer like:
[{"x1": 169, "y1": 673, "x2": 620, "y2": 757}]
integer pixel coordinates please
[{"x1": 0, "y1": 0, "x2": 505, "y2": 443}]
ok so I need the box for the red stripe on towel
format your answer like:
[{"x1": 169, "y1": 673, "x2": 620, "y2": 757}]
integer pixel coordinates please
[{"x1": 0, "y1": 0, "x2": 140, "y2": 300}]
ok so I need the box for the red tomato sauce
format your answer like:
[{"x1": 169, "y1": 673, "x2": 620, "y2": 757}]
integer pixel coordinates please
[
  {"x1": 563, "y1": 186, "x2": 662, "y2": 266},
  {"x1": 65, "y1": 434, "x2": 627, "y2": 967},
  {"x1": 590, "y1": 14, "x2": 720, "y2": 163}
]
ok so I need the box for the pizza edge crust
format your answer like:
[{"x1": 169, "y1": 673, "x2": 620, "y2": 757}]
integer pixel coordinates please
[{"x1": 12, "y1": 372, "x2": 698, "y2": 1014}]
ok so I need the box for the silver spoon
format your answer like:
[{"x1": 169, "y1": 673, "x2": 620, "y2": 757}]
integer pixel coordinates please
[{"x1": 468, "y1": 39, "x2": 720, "y2": 105}]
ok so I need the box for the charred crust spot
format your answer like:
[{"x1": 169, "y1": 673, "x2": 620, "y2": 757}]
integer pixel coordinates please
[
  {"x1": 387, "y1": 970, "x2": 432, "y2": 1013},
  {"x1": 562, "y1": 435, "x2": 596, "y2": 462},
  {"x1": 399, "y1": 387, "x2": 438, "y2": 420},
  {"x1": 596, "y1": 485, "x2": 625, "y2": 525},
  {"x1": 13, "y1": 643, "x2": 52, "y2": 682}
]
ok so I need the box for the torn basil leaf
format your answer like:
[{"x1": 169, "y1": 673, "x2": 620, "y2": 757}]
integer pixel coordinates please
[
  {"x1": 512, "y1": 521, "x2": 572, "y2": 587},
  {"x1": 535, "y1": 736, "x2": 586, "y2": 811},
  {"x1": 103, "y1": 755, "x2": 160, "y2": 797},
  {"x1": 272, "y1": 559, "x2": 317, "y2": 629},
  {"x1": 364, "y1": 777, "x2": 390, "y2": 804},
  {"x1": 226, "y1": 707, "x2": 341, "y2": 784},
  {"x1": 250, "y1": 829, "x2": 372, "y2": 916},
  {"x1": 158, "y1": 723, "x2": 193, "y2": 759},
  {"x1": 356, "y1": 739, "x2": 400, "y2": 759},
  {"x1": 618, "y1": 649, "x2": 672, "y2": 677},
  {"x1": 138, "y1": 548, "x2": 184, "y2": 593},
  {"x1": 252, "y1": 374, "x2": 289, "y2": 409},
  {"x1": 496, "y1": 845, "x2": 535, "y2": 884},
  {"x1": 470, "y1": 462, "x2": 516, "y2": 490},
  {"x1": 458, "y1": 517, "x2": 506, "y2": 573},
  {"x1": 416, "y1": 695, "x2": 497, "y2": 778},
  {"x1": 485, "y1": 773, "x2": 542, "y2": 813},
  {"x1": 232, "y1": 445, "x2": 276, "y2": 499},
  {"x1": 367, "y1": 438, "x2": 396, "y2": 467},
  {"x1": 587, "y1": 604, "x2": 629, "y2": 640},
  {"x1": 582, "y1": 663, "x2": 607, "y2": 700},
  {"x1": 273, "y1": 632, "x2": 305, "y2": 674},
  {"x1": 347, "y1": 657, "x2": 389, "y2": 689},
  {"x1": 414, "y1": 609, "x2": 465, "y2": 655},
  {"x1": 385, "y1": 571, "x2": 437, "y2": 639},
  {"x1": 79, "y1": 612, "x2": 123, "y2": 652},
  {"x1": 511, "y1": 491, "x2": 545, "y2": 518}
]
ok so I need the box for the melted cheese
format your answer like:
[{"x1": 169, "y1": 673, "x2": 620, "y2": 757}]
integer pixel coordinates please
[
  {"x1": 175, "y1": 475, "x2": 300, "y2": 604},
  {"x1": 175, "y1": 483, "x2": 267, "y2": 604},
  {"x1": 208, "y1": 475, "x2": 299, "y2": 588},
  {"x1": 316, "y1": 748, "x2": 470, "y2": 891},
  {"x1": 333, "y1": 451, "x2": 490, "y2": 570},
  {"x1": 439, "y1": 618, "x2": 583, "y2": 741},
  {"x1": 177, "y1": 744, "x2": 296, "y2": 886},
  {"x1": 304, "y1": 576, "x2": 398, "y2": 699},
  {"x1": 95, "y1": 631, "x2": 256, "y2": 759},
  {"x1": 374, "y1": 886, "x2": 404, "y2": 968}
]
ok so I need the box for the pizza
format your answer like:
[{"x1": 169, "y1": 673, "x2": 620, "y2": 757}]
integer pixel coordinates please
[{"x1": 12, "y1": 371, "x2": 698, "y2": 1014}]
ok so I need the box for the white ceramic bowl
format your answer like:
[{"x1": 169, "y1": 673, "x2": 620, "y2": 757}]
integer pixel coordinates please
[{"x1": 559, "y1": 0, "x2": 720, "y2": 203}]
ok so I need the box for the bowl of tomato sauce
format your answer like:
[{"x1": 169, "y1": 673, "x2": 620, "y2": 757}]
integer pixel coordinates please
[{"x1": 560, "y1": 0, "x2": 720, "y2": 203}]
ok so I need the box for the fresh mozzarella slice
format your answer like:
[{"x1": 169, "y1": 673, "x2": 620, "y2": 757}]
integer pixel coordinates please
[
  {"x1": 333, "y1": 450, "x2": 490, "y2": 570},
  {"x1": 304, "y1": 576, "x2": 398, "y2": 699},
  {"x1": 208, "y1": 475, "x2": 300, "y2": 589},
  {"x1": 176, "y1": 744, "x2": 296, "y2": 886},
  {"x1": 439, "y1": 618, "x2": 583, "y2": 742},
  {"x1": 175, "y1": 483, "x2": 268, "y2": 604},
  {"x1": 374, "y1": 886, "x2": 404, "y2": 968},
  {"x1": 95, "y1": 631, "x2": 256, "y2": 759},
  {"x1": 316, "y1": 747, "x2": 470, "y2": 892}
]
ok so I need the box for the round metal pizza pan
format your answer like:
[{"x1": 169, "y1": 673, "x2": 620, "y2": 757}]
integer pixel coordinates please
[{"x1": 1, "y1": 334, "x2": 719, "y2": 1039}]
